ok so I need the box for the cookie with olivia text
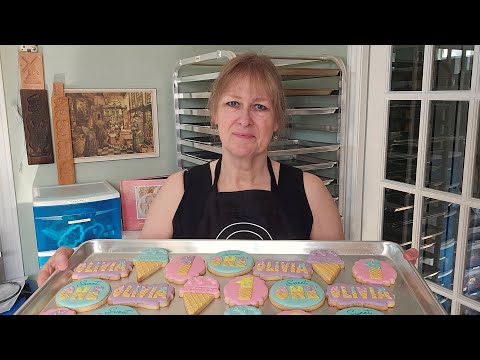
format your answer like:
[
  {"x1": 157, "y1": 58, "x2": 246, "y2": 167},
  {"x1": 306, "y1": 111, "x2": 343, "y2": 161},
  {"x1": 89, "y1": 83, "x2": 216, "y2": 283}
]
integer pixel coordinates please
[
  {"x1": 253, "y1": 258, "x2": 312, "y2": 281},
  {"x1": 326, "y1": 283, "x2": 395, "y2": 311},
  {"x1": 72, "y1": 259, "x2": 133, "y2": 281},
  {"x1": 108, "y1": 282, "x2": 175, "y2": 310}
]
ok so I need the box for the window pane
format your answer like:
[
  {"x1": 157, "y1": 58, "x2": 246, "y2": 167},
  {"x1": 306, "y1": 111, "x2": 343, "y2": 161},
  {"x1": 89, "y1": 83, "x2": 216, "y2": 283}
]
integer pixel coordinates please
[
  {"x1": 391, "y1": 45, "x2": 424, "y2": 91},
  {"x1": 382, "y1": 189, "x2": 414, "y2": 250},
  {"x1": 435, "y1": 294, "x2": 451, "y2": 314},
  {"x1": 419, "y1": 199, "x2": 459, "y2": 290},
  {"x1": 385, "y1": 100, "x2": 421, "y2": 185},
  {"x1": 464, "y1": 208, "x2": 480, "y2": 301},
  {"x1": 473, "y1": 117, "x2": 480, "y2": 199},
  {"x1": 432, "y1": 45, "x2": 474, "y2": 90},
  {"x1": 424, "y1": 101, "x2": 468, "y2": 194},
  {"x1": 460, "y1": 305, "x2": 480, "y2": 315}
]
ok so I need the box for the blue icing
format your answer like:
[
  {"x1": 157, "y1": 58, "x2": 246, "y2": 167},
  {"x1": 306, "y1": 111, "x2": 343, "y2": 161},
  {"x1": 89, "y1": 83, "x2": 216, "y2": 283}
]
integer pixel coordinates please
[
  {"x1": 56, "y1": 278, "x2": 111, "y2": 310},
  {"x1": 133, "y1": 248, "x2": 169, "y2": 262},
  {"x1": 269, "y1": 279, "x2": 325, "y2": 309},
  {"x1": 224, "y1": 306, "x2": 262, "y2": 315},
  {"x1": 336, "y1": 307, "x2": 384, "y2": 315},
  {"x1": 90, "y1": 305, "x2": 140, "y2": 315},
  {"x1": 207, "y1": 250, "x2": 254, "y2": 274}
]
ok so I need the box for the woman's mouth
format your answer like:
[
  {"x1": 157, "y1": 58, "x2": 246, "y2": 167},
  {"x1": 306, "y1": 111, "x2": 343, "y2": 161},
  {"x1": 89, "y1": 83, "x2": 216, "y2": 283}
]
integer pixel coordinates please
[{"x1": 233, "y1": 133, "x2": 255, "y2": 139}]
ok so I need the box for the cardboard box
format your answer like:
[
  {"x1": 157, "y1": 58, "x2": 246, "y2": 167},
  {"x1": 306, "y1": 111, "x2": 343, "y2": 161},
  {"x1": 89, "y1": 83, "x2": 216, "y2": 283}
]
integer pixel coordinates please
[{"x1": 120, "y1": 176, "x2": 169, "y2": 231}]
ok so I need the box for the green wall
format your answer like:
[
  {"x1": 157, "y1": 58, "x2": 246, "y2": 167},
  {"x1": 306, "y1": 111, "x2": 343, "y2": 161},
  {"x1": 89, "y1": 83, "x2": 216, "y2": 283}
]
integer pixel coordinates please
[{"x1": 0, "y1": 45, "x2": 347, "y2": 279}]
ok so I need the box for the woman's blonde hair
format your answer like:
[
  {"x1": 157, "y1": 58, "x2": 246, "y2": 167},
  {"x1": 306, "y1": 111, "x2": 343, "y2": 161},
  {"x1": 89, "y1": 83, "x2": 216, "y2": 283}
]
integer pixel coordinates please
[{"x1": 207, "y1": 52, "x2": 287, "y2": 132}]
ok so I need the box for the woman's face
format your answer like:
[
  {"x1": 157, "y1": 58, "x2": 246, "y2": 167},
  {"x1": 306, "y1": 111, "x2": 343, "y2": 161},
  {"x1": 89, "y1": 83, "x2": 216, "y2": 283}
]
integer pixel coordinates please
[{"x1": 214, "y1": 76, "x2": 278, "y2": 159}]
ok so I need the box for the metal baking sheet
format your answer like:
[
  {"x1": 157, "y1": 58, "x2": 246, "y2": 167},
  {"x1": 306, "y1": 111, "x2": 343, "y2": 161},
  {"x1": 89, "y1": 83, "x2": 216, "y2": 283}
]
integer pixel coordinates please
[{"x1": 16, "y1": 239, "x2": 446, "y2": 315}]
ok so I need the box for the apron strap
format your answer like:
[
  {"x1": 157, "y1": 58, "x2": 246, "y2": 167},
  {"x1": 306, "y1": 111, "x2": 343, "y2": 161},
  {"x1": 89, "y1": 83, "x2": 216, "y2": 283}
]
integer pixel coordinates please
[{"x1": 213, "y1": 156, "x2": 278, "y2": 192}]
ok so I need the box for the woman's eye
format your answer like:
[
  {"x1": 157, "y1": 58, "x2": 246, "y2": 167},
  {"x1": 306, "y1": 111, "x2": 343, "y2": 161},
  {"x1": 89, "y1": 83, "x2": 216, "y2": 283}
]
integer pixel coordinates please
[
  {"x1": 226, "y1": 101, "x2": 239, "y2": 107},
  {"x1": 254, "y1": 104, "x2": 267, "y2": 111}
]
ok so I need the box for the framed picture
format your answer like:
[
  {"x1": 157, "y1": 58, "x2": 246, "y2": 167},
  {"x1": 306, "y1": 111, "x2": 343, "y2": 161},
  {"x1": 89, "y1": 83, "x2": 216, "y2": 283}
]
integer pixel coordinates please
[
  {"x1": 64, "y1": 88, "x2": 159, "y2": 163},
  {"x1": 120, "y1": 176, "x2": 169, "y2": 231}
]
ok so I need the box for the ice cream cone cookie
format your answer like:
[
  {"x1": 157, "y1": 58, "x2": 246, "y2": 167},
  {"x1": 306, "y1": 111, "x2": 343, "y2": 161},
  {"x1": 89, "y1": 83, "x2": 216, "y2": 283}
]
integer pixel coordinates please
[
  {"x1": 326, "y1": 283, "x2": 395, "y2": 311},
  {"x1": 179, "y1": 276, "x2": 220, "y2": 315},
  {"x1": 269, "y1": 278, "x2": 325, "y2": 311},
  {"x1": 307, "y1": 250, "x2": 345, "y2": 284},
  {"x1": 90, "y1": 305, "x2": 140, "y2": 315},
  {"x1": 224, "y1": 305, "x2": 263, "y2": 315},
  {"x1": 223, "y1": 275, "x2": 268, "y2": 307},
  {"x1": 277, "y1": 309, "x2": 312, "y2": 315},
  {"x1": 207, "y1": 250, "x2": 254, "y2": 277},
  {"x1": 164, "y1": 255, "x2": 206, "y2": 284},
  {"x1": 108, "y1": 282, "x2": 175, "y2": 310},
  {"x1": 55, "y1": 279, "x2": 110, "y2": 313},
  {"x1": 335, "y1": 307, "x2": 384, "y2": 315},
  {"x1": 253, "y1": 258, "x2": 313, "y2": 280},
  {"x1": 72, "y1": 259, "x2": 133, "y2": 281},
  {"x1": 352, "y1": 258, "x2": 397, "y2": 286},
  {"x1": 133, "y1": 248, "x2": 169, "y2": 282},
  {"x1": 39, "y1": 307, "x2": 76, "y2": 315}
]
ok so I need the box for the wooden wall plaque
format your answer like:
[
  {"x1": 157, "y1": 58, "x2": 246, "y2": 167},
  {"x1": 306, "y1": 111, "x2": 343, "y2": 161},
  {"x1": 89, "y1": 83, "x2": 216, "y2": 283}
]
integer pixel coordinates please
[
  {"x1": 52, "y1": 82, "x2": 76, "y2": 184},
  {"x1": 20, "y1": 89, "x2": 54, "y2": 164},
  {"x1": 19, "y1": 52, "x2": 45, "y2": 90}
]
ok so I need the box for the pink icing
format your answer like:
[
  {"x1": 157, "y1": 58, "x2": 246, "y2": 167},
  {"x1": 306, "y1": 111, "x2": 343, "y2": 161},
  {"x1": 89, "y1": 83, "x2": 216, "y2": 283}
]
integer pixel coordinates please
[
  {"x1": 352, "y1": 258, "x2": 397, "y2": 285},
  {"x1": 164, "y1": 255, "x2": 206, "y2": 283},
  {"x1": 253, "y1": 259, "x2": 312, "y2": 279},
  {"x1": 277, "y1": 309, "x2": 312, "y2": 315},
  {"x1": 223, "y1": 275, "x2": 268, "y2": 307},
  {"x1": 179, "y1": 276, "x2": 220, "y2": 297},
  {"x1": 307, "y1": 250, "x2": 344, "y2": 265},
  {"x1": 108, "y1": 282, "x2": 175, "y2": 308},
  {"x1": 72, "y1": 259, "x2": 133, "y2": 280},
  {"x1": 326, "y1": 283, "x2": 395, "y2": 309},
  {"x1": 40, "y1": 307, "x2": 76, "y2": 315}
]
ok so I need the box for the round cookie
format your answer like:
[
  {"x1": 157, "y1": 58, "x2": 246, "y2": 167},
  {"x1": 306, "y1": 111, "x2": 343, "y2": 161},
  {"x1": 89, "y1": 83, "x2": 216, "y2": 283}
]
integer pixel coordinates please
[
  {"x1": 277, "y1": 309, "x2": 312, "y2": 315},
  {"x1": 39, "y1": 307, "x2": 76, "y2": 315},
  {"x1": 223, "y1": 275, "x2": 268, "y2": 307},
  {"x1": 352, "y1": 258, "x2": 397, "y2": 286},
  {"x1": 224, "y1": 306, "x2": 262, "y2": 315},
  {"x1": 164, "y1": 255, "x2": 206, "y2": 284},
  {"x1": 56, "y1": 278, "x2": 110, "y2": 313},
  {"x1": 336, "y1": 307, "x2": 384, "y2": 315},
  {"x1": 90, "y1": 305, "x2": 140, "y2": 315},
  {"x1": 207, "y1": 250, "x2": 254, "y2": 277},
  {"x1": 269, "y1": 278, "x2": 325, "y2": 311}
]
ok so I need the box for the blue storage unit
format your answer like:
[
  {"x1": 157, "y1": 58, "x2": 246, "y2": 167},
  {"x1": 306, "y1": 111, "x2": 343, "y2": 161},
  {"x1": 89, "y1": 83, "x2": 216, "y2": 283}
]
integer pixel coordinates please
[{"x1": 33, "y1": 181, "x2": 122, "y2": 268}]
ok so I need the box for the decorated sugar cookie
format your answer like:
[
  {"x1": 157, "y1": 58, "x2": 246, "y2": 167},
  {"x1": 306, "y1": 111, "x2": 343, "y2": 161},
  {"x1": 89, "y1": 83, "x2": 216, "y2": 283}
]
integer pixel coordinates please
[
  {"x1": 108, "y1": 282, "x2": 175, "y2": 310},
  {"x1": 224, "y1": 305, "x2": 262, "y2": 315},
  {"x1": 335, "y1": 307, "x2": 384, "y2": 315},
  {"x1": 90, "y1": 305, "x2": 140, "y2": 315},
  {"x1": 352, "y1": 258, "x2": 397, "y2": 286},
  {"x1": 223, "y1": 275, "x2": 268, "y2": 307},
  {"x1": 165, "y1": 255, "x2": 206, "y2": 284},
  {"x1": 55, "y1": 278, "x2": 110, "y2": 313},
  {"x1": 277, "y1": 309, "x2": 312, "y2": 315},
  {"x1": 207, "y1": 250, "x2": 254, "y2": 277},
  {"x1": 179, "y1": 276, "x2": 220, "y2": 315},
  {"x1": 307, "y1": 249, "x2": 345, "y2": 284},
  {"x1": 133, "y1": 248, "x2": 169, "y2": 282},
  {"x1": 39, "y1": 307, "x2": 76, "y2": 315},
  {"x1": 326, "y1": 283, "x2": 395, "y2": 311},
  {"x1": 72, "y1": 259, "x2": 133, "y2": 281},
  {"x1": 253, "y1": 259, "x2": 312, "y2": 281},
  {"x1": 269, "y1": 278, "x2": 325, "y2": 311}
]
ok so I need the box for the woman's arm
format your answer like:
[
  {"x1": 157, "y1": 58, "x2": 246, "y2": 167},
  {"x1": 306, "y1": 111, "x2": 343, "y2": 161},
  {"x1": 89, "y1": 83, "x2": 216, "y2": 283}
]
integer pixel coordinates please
[
  {"x1": 303, "y1": 172, "x2": 345, "y2": 240},
  {"x1": 139, "y1": 170, "x2": 186, "y2": 239}
]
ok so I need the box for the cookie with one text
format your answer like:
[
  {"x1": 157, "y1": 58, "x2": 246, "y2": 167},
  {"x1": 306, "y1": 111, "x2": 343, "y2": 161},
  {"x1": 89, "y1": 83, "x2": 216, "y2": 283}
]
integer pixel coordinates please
[
  {"x1": 253, "y1": 258, "x2": 313, "y2": 281},
  {"x1": 207, "y1": 250, "x2": 254, "y2": 277},
  {"x1": 224, "y1": 305, "x2": 262, "y2": 315},
  {"x1": 165, "y1": 255, "x2": 206, "y2": 284},
  {"x1": 90, "y1": 305, "x2": 140, "y2": 315},
  {"x1": 39, "y1": 307, "x2": 76, "y2": 315},
  {"x1": 352, "y1": 258, "x2": 397, "y2": 286},
  {"x1": 269, "y1": 278, "x2": 325, "y2": 311},
  {"x1": 276, "y1": 309, "x2": 312, "y2": 315},
  {"x1": 179, "y1": 276, "x2": 220, "y2": 315},
  {"x1": 55, "y1": 278, "x2": 110, "y2": 313},
  {"x1": 133, "y1": 248, "x2": 169, "y2": 282},
  {"x1": 335, "y1": 307, "x2": 384, "y2": 315},
  {"x1": 223, "y1": 275, "x2": 268, "y2": 307},
  {"x1": 72, "y1": 259, "x2": 133, "y2": 281},
  {"x1": 108, "y1": 282, "x2": 175, "y2": 310}
]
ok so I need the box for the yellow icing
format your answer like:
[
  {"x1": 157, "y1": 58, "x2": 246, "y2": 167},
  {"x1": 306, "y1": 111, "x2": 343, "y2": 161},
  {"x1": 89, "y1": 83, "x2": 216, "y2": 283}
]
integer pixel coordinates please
[{"x1": 290, "y1": 285, "x2": 305, "y2": 299}]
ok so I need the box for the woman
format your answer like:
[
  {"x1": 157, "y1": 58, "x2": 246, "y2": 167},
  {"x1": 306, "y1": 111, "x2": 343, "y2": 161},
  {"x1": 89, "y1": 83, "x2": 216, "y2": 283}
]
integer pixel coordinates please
[{"x1": 37, "y1": 52, "x2": 344, "y2": 287}]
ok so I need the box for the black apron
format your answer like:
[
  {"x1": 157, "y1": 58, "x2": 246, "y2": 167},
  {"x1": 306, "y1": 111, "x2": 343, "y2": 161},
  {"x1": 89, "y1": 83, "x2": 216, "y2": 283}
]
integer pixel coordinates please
[{"x1": 195, "y1": 157, "x2": 292, "y2": 240}]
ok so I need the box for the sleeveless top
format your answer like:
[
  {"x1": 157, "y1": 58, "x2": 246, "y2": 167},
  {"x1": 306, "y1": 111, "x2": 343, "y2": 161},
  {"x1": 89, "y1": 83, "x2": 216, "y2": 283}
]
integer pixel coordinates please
[{"x1": 172, "y1": 156, "x2": 313, "y2": 240}]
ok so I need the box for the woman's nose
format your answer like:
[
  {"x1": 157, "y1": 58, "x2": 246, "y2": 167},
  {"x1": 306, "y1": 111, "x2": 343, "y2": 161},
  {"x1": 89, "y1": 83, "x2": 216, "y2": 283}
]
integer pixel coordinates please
[{"x1": 237, "y1": 108, "x2": 253, "y2": 126}]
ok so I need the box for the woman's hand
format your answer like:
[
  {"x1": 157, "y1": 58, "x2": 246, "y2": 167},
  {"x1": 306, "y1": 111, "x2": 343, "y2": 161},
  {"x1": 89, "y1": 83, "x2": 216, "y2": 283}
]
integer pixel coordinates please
[{"x1": 37, "y1": 246, "x2": 74, "y2": 287}]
